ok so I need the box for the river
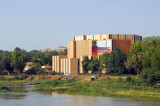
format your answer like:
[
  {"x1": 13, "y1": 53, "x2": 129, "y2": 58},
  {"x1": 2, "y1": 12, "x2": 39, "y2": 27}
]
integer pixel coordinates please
[{"x1": 0, "y1": 84, "x2": 160, "y2": 106}]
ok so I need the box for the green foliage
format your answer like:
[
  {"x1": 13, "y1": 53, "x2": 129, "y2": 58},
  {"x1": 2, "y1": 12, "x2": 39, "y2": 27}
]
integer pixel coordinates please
[
  {"x1": 0, "y1": 51, "x2": 13, "y2": 74},
  {"x1": 142, "y1": 57, "x2": 151, "y2": 69},
  {"x1": 14, "y1": 47, "x2": 21, "y2": 51},
  {"x1": 128, "y1": 40, "x2": 143, "y2": 57},
  {"x1": 150, "y1": 50, "x2": 160, "y2": 70},
  {"x1": 56, "y1": 72, "x2": 64, "y2": 75},
  {"x1": 125, "y1": 76, "x2": 135, "y2": 83},
  {"x1": 27, "y1": 63, "x2": 41, "y2": 74},
  {"x1": 0, "y1": 86, "x2": 9, "y2": 92},
  {"x1": 59, "y1": 49, "x2": 67, "y2": 55},
  {"x1": 99, "y1": 52, "x2": 109, "y2": 73},
  {"x1": 140, "y1": 68, "x2": 160, "y2": 86},
  {"x1": 82, "y1": 56, "x2": 90, "y2": 74},
  {"x1": 124, "y1": 52, "x2": 143, "y2": 76},
  {"x1": 13, "y1": 73, "x2": 28, "y2": 80},
  {"x1": 89, "y1": 58, "x2": 100, "y2": 74},
  {"x1": 11, "y1": 51, "x2": 25, "y2": 73},
  {"x1": 36, "y1": 68, "x2": 45, "y2": 75},
  {"x1": 107, "y1": 48, "x2": 127, "y2": 75},
  {"x1": 48, "y1": 71, "x2": 56, "y2": 75}
]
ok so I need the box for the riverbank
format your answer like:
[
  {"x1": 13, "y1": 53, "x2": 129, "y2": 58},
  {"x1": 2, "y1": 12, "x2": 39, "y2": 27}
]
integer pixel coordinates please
[
  {"x1": 32, "y1": 78, "x2": 160, "y2": 101},
  {"x1": 0, "y1": 75, "x2": 160, "y2": 101}
]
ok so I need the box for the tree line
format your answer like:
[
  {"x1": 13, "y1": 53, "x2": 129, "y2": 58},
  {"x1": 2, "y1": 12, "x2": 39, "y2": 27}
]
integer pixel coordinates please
[
  {"x1": 0, "y1": 47, "x2": 67, "y2": 74},
  {"x1": 82, "y1": 36, "x2": 160, "y2": 85}
]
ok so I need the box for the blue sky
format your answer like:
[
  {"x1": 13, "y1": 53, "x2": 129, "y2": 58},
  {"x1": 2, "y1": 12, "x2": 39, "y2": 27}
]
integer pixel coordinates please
[{"x1": 0, "y1": 0, "x2": 160, "y2": 51}]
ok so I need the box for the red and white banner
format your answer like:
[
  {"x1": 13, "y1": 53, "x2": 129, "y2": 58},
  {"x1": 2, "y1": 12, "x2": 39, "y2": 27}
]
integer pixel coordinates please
[{"x1": 92, "y1": 49, "x2": 111, "y2": 53}]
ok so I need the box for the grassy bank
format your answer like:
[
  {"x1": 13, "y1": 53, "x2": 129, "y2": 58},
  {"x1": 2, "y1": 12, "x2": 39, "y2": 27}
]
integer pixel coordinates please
[
  {"x1": 33, "y1": 78, "x2": 160, "y2": 101},
  {"x1": 1, "y1": 75, "x2": 160, "y2": 101}
]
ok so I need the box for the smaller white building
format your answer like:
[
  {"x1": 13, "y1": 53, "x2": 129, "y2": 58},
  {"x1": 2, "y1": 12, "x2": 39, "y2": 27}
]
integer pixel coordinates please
[{"x1": 54, "y1": 46, "x2": 67, "y2": 52}]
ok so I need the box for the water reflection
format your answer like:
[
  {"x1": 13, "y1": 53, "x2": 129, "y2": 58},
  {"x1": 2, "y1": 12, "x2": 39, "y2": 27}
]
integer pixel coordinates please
[{"x1": 0, "y1": 93, "x2": 26, "y2": 100}]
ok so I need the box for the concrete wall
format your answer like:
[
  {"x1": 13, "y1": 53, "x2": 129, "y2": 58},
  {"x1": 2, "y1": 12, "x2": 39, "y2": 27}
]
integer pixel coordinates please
[
  {"x1": 75, "y1": 40, "x2": 92, "y2": 59},
  {"x1": 67, "y1": 41, "x2": 76, "y2": 58},
  {"x1": 52, "y1": 55, "x2": 68, "y2": 72},
  {"x1": 61, "y1": 58, "x2": 78, "y2": 75}
]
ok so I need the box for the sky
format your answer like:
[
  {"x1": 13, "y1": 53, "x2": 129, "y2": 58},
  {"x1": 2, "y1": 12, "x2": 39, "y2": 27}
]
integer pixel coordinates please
[{"x1": 0, "y1": 0, "x2": 160, "y2": 51}]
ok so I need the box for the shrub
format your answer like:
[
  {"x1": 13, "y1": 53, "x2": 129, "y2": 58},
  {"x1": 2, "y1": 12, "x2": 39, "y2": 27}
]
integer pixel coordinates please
[
  {"x1": 36, "y1": 68, "x2": 45, "y2": 75},
  {"x1": 48, "y1": 71, "x2": 56, "y2": 75},
  {"x1": 140, "y1": 68, "x2": 160, "y2": 86},
  {"x1": 0, "y1": 86, "x2": 9, "y2": 91},
  {"x1": 56, "y1": 72, "x2": 64, "y2": 75},
  {"x1": 126, "y1": 76, "x2": 135, "y2": 83}
]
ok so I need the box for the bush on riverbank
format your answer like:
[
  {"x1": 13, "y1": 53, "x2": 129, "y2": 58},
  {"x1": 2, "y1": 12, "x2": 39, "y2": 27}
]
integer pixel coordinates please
[
  {"x1": 31, "y1": 78, "x2": 160, "y2": 101},
  {"x1": 0, "y1": 86, "x2": 9, "y2": 92}
]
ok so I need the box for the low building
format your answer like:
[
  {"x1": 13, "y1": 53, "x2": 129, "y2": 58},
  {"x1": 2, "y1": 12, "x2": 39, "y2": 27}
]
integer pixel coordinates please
[
  {"x1": 41, "y1": 64, "x2": 52, "y2": 72},
  {"x1": 23, "y1": 62, "x2": 33, "y2": 73},
  {"x1": 52, "y1": 34, "x2": 142, "y2": 75},
  {"x1": 41, "y1": 48, "x2": 52, "y2": 52},
  {"x1": 54, "y1": 46, "x2": 67, "y2": 52}
]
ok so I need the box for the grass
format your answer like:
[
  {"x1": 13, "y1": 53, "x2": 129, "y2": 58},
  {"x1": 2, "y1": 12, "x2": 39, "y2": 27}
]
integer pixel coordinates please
[
  {"x1": 1, "y1": 76, "x2": 160, "y2": 101},
  {"x1": 32, "y1": 78, "x2": 160, "y2": 101}
]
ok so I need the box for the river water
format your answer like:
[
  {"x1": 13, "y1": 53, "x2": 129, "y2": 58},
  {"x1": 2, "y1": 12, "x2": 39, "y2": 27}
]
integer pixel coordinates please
[{"x1": 0, "y1": 84, "x2": 160, "y2": 106}]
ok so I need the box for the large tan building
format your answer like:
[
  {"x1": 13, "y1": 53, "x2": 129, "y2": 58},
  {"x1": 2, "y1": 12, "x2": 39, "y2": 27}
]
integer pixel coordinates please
[{"x1": 52, "y1": 34, "x2": 142, "y2": 75}]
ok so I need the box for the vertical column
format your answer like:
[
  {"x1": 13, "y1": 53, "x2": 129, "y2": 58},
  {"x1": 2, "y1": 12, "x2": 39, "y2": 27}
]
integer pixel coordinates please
[
  {"x1": 61, "y1": 59, "x2": 64, "y2": 74},
  {"x1": 55, "y1": 56, "x2": 57, "y2": 72},
  {"x1": 57, "y1": 56, "x2": 59, "y2": 72},
  {"x1": 52, "y1": 56, "x2": 55, "y2": 71},
  {"x1": 66, "y1": 59, "x2": 69, "y2": 74},
  {"x1": 69, "y1": 58, "x2": 71, "y2": 74}
]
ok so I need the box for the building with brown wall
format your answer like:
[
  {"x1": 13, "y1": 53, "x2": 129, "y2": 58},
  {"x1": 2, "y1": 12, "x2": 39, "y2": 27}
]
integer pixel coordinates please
[{"x1": 53, "y1": 34, "x2": 142, "y2": 75}]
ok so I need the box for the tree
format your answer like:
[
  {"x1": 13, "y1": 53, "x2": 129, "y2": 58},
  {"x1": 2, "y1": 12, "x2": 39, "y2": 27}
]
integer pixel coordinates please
[
  {"x1": 107, "y1": 48, "x2": 127, "y2": 75},
  {"x1": 11, "y1": 51, "x2": 25, "y2": 73},
  {"x1": 0, "y1": 51, "x2": 13, "y2": 74},
  {"x1": 89, "y1": 58, "x2": 100, "y2": 74},
  {"x1": 82, "y1": 56, "x2": 90, "y2": 74},
  {"x1": 124, "y1": 52, "x2": 143, "y2": 76},
  {"x1": 44, "y1": 51, "x2": 59, "y2": 65},
  {"x1": 128, "y1": 40, "x2": 143, "y2": 57},
  {"x1": 14, "y1": 47, "x2": 21, "y2": 51},
  {"x1": 99, "y1": 52, "x2": 109, "y2": 73},
  {"x1": 59, "y1": 49, "x2": 67, "y2": 55},
  {"x1": 140, "y1": 68, "x2": 160, "y2": 86},
  {"x1": 26, "y1": 63, "x2": 41, "y2": 75},
  {"x1": 150, "y1": 50, "x2": 160, "y2": 70}
]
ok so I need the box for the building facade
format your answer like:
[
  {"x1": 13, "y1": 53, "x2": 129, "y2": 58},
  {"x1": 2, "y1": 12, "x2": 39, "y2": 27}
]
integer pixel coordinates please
[
  {"x1": 52, "y1": 34, "x2": 142, "y2": 75},
  {"x1": 54, "y1": 46, "x2": 67, "y2": 52}
]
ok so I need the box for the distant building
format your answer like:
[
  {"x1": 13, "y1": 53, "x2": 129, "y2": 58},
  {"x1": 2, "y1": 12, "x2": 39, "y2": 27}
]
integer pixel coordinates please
[
  {"x1": 23, "y1": 62, "x2": 33, "y2": 73},
  {"x1": 52, "y1": 34, "x2": 142, "y2": 75},
  {"x1": 41, "y1": 48, "x2": 52, "y2": 52},
  {"x1": 54, "y1": 46, "x2": 67, "y2": 52},
  {"x1": 41, "y1": 64, "x2": 52, "y2": 72}
]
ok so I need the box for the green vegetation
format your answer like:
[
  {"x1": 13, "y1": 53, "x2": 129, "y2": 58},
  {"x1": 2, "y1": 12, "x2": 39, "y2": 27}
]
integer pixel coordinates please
[
  {"x1": 82, "y1": 36, "x2": 160, "y2": 86},
  {"x1": 89, "y1": 58, "x2": 100, "y2": 74},
  {"x1": 32, "y1": 78, "x2": 160, "y2": 101},
  {"x1": 82, "y1": 48, "x2": 127, "y2": 75},
  {"x1": 106, "y1": 48, "x2": 127, "y2": 75},
  {"x1": 0, "y1": 47, "x2": 66, "y2": 75},
  {"x1": 0, "y1": 86, "x2": 10, "y2": 92},
  {"x1": 82, "y1": 57, "x2": 90, "y2": 74},
  {"x1": 11, "y1": 50, "x2": 25, "y2": 73},
  {"x1": 0, "y1": 75, "x2": 160, "y2": 101}
]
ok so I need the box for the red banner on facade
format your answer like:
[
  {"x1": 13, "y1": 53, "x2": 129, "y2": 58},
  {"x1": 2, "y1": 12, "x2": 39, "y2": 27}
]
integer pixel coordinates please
[{"x1": 92, "y1": 49, "x2": 111, "y2": 53}]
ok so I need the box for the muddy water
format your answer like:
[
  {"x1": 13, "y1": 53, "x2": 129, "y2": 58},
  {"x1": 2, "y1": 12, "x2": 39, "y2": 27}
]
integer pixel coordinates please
[{"x1": 0, "y1": 84, "x2": 160, "y2": 106}]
